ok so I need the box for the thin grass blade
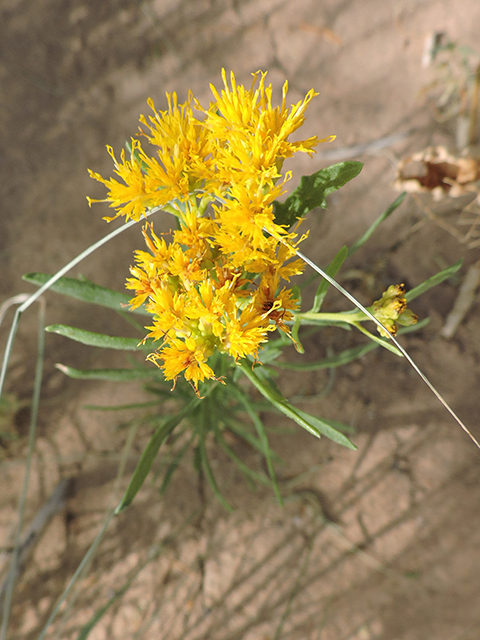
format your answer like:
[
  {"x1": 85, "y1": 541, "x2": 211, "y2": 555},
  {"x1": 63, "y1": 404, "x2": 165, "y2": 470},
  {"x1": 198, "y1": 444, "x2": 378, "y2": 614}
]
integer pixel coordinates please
[
  {"x1": 289, "y1": 244, "x2": 480, "y2": 449},
  {"x1": 36, "y1": 512, "x2": 116, "y2": 640},
  {"x1": 159, "y1": 437, "x2": 193, "y2": 495},
  {"x1": 217, "y1": 434, "x2": 271, "y2": 487},
  {"x1": 0, "y1": 299, "x2": 45, "y2": 640},
  {"x1": 224, "y1": 417, "x2": 283, "y2": 463}
]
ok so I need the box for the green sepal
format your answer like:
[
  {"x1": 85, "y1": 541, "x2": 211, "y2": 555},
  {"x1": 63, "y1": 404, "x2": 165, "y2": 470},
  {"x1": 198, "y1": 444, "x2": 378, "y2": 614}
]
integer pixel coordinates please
[
  {"x1": 291, "y1": 317, "x2": 304, "y2": 354},
  {"x1": 273, "y1": 161, "x2": 363, "y2": 228}
]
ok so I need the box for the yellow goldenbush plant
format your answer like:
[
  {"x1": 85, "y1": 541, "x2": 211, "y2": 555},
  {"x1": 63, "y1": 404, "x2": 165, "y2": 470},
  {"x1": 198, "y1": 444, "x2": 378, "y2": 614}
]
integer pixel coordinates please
[
  {"x1": 5, "y1": 70, "x2": 464, "y2": 515},
  {"x1": 1, "y1": 68, "x2": 475, "y2": 639}
]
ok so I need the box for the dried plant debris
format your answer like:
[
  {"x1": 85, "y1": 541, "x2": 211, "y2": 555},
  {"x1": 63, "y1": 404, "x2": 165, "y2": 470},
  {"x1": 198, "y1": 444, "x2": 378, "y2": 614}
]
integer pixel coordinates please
[
  {"x1": 394, "y1": 146, "x2": 480, "y2": 202},
  {"x1": 441, "y1": 260, "x2": 480, "y2": 339}
]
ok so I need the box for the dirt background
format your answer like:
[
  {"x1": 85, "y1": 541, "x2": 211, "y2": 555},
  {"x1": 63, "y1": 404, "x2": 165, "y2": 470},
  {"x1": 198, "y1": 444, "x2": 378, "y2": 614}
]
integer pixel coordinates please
[{"x1": 2, "y1": 1, "x2": 480, "y2": 639}]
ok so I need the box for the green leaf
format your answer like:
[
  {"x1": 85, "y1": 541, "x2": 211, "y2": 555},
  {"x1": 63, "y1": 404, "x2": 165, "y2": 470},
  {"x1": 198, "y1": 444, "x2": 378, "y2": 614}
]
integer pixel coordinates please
[
  {"x1": 347, "y1": 192, "x2": 406, "y2": 257},
  {"x1": 224, "y1": 417, "x2": 282, "y2": 463},
  {"x1": 159, "y1": 437, "x2": 193, "y2": 495},
  {"x1": 273, "y1": 341, "x2": 379, "y2": 371},
  {"x1": 239, "y1": 360, "x2": 356, "y2": 449},
  {"x1": 83, "y1": 400, "x2": 162, "y2": 411},
  {"x1": 273, "y1": 318, "x2": 429, "y2": 372},
  {"x1": 76, "y1": 578, "x2": 134, "y2": 640},
  {"x1": 312, "y1": 246, "x2": 348, "y2": 312},
  {"x1": 23, "y1": 272, "x2": 150, "y2": 316},
  {"x1": 46, "y1": 324, "x2": 154, "y2": 351},
  {"x1": 231, "y1": 384, "x2": 283, "y2": 504},
  {"x1": 318, "y1": 417, "x2": 356, "y2": 434},
  {"x1": 273, "y1": 161, "x2": 363, "y2": 228},
  {"x1": 294, "y1": 407, "x2": 356, "y2": 444},
  {"x1": 217, "y1": 434, "x2": 270, "y2": 488},
  {"x1": 290, "y1": 317, "x2": 304, "y2": 354},
  {"x1": 115, "y1": 398, "x2": 200, "y2": 513},
  {"x1": 55, "y1": 364, "x2": 162, "y2": 382},
  {"x1": 198, "y1": 430, "x2": 233, "y2": 512},
  {"x1": 406, "y1": 259, "x2": 463, "y2": 302},
  {"x1": 352, "y1": 322, "x2": 403, "y2": 356}
]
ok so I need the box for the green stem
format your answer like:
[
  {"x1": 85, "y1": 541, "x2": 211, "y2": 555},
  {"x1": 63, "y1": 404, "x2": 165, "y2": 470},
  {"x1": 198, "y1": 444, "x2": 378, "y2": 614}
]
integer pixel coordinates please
[{"x1": 295, "y1": 310, "x2": 366, "y2": 324}]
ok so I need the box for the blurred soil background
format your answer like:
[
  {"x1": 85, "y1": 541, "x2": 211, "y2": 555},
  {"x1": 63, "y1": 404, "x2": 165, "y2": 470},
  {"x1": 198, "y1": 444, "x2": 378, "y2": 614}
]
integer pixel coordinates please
[{"x1": 2, "y1": 1, "x2": 480, "y2": 638}]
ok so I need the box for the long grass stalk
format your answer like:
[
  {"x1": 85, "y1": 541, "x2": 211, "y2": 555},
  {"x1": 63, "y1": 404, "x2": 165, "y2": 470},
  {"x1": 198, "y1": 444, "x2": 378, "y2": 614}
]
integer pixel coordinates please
[
  {"x1": 289, "y1": 243, "x2": 480, "y2": 449},
  {"x1": 0, "y1": 298, "x2": 46, "y2": 640}
]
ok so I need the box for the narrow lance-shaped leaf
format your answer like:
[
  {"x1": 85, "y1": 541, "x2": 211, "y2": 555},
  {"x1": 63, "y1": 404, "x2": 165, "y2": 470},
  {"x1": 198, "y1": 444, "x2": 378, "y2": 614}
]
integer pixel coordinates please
[
  {"x1": 293, "y1": 407, "x2": 356, "y2": 442},
  {"x1": 273, "y1": 161, "x2": 363, "y2": 228},
  {"x1": 198, "y1": 427, "x2": 233, "y2": 512},
  {"x1": 223, "y1": 416, "x2": 283, "y2": 463},
  {"x1": 216, "y1": 433, "x2": 271, "y2": 488},
  {"x1": 406, "y1": 259, "x2": 462, "y2": 302},
  {"x1": 347, "y1": 192, "x2": 406, "y2": 257},
  {"x1": 230, "y1": 384, "x2": 283, "y2": 504},
  {"x1": 273, "y1": 318, "x2": 429, "y2": 371},
  {"x1": 115, "y1": 397, "x2": 201, "y2": 513},
  {"x1": 311, "y1": 245, "x2": 348, "y2": 312},
  {"x1": 23, "y1": 272, "x2": 150, "y2": 316},
  {"x1": 46, "y1": 324, "x2": 154, "y2": 351},
  {"x1": 274, "y1": 341, "x2": 379, "y2": 371},
  {"x1": 239, "y1": 360, "x2": 356, "y2": 449},
  {"x1": 55, "y1": 364, "x2": 162, "y2": 382},
  {"x1": 159, "y1": 437, "x2": 194, "y2": 495}
]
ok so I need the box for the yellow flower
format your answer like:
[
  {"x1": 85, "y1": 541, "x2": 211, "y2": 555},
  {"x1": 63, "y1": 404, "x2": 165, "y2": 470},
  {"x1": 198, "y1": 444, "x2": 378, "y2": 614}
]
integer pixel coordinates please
[
  {"x1": 88, "y1": 69, "x2": 333, "y2": 224},
  {"x1": 184, "y1": 280, "x2": 234, "y2": 338},
  {"x1": 87, "y1": 141, "x2": 152, "y2": 222},
  {"x1": 152, "y1": 336, "x2": 214, "y2": 390},
  {"x1": 214, "y1": 179, "x2": 287, "y2": 250},
  {"x1": 203, "y1": 69, "x2": 333, "y2": 181},
  {"x1": 144, "y1": 289, "x2": 187, "y2": 341},
  {"x1": 89, "y1": 70, "x2": 335, "y2": 389},
  {"x1": 223, "y1": 306, "x2": 271, "y2": 361},
  {"x1": 139, "y1": 94, "x2": 212, "y2": 182}
]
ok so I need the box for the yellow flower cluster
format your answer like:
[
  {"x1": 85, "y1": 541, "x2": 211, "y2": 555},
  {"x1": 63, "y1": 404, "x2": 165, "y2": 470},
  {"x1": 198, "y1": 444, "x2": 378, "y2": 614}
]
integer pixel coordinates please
[{"x1": 89, "y1": 70, "x2": 334, "y2": 391}]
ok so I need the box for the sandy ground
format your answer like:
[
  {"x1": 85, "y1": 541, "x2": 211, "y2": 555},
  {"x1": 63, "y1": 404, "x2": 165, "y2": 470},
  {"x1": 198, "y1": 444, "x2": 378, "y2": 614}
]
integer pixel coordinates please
[{"x1": 2, "y1": 1, "x2": 480, "y2": 638}]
